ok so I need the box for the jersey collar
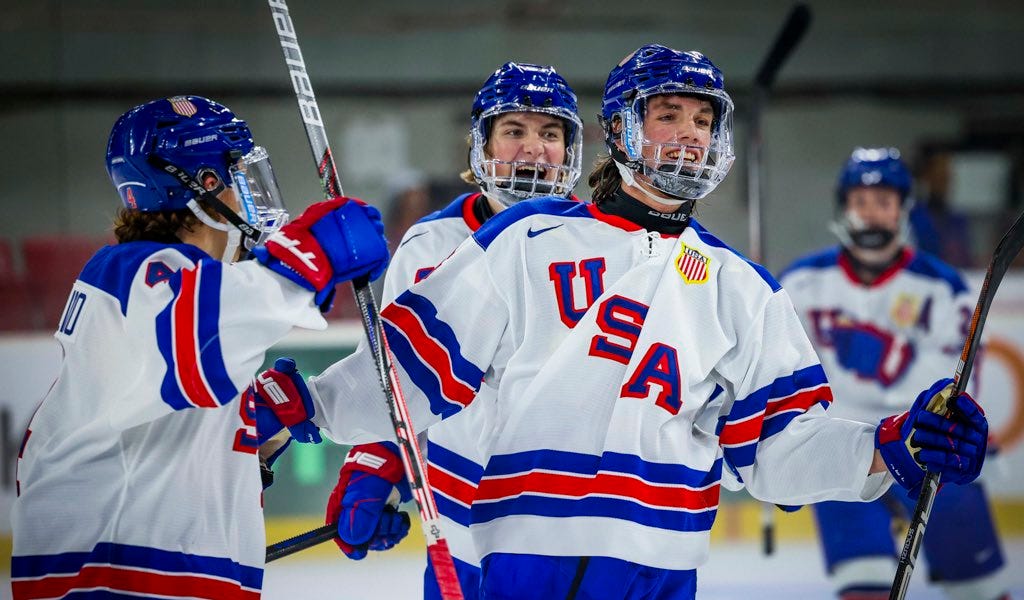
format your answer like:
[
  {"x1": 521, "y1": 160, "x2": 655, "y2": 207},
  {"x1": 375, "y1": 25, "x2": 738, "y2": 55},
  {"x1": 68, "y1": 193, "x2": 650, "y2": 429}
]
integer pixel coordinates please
[
  {"x1": 838, "y1": 246, "x2": 914, "y2": 287},
  {"x1": 461, "y1": 193, "x2": 485, "y2": 232}
]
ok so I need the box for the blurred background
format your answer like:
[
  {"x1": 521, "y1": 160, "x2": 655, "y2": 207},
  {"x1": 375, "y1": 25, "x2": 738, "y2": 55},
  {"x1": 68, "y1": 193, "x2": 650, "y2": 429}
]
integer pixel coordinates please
[{"x1": 2, "y1": 0, "x2": 1024, "y2": 597}]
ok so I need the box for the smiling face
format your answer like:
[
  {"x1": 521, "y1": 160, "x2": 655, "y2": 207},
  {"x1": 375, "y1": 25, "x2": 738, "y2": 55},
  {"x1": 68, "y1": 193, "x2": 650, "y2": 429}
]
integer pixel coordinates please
[
  {"x1": 844, "y1": 186, "x2": 903, "y2": 233},
  {"x1": 485, "y1": 111, "x2": 568, "y2": 183},
  {"x1": 641, "y1": 94, "x2": 714, "y2": 167}
]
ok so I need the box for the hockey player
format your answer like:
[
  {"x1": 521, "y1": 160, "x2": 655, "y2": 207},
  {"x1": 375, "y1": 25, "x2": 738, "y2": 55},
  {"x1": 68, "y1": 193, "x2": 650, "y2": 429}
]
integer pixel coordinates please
[
  {"x1": 9, "y1": 96, "x2": 389, "y2": 599},
  {"x1": 306, "y1": 45, "x2": 988, "y2": 599},
  {"x1": 780, "y1": 148, "x2": 1008, "y2": 600},
  {"x1": 321, "y1": 62, "x2": 583, "y2": 599}
]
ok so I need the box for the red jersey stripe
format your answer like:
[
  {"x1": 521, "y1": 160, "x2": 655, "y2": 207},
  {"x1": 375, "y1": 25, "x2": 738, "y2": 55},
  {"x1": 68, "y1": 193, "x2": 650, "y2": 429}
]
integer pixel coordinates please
[
  {"x1": 171, "y1": 265, "x2": 218, "y2": 408},
  {"x1": 766, "y1": 385, "x2": 833, "y2": 418},
  {"x1": 382, "y1": 304, "x2": 475, "y2": 407},
  {"x1": 475, "y1": 470, "x2": 720, "y2": 512},
  {"x1": 428, "y1": 463, "x2": 478, "y2": 507},
  {"x1": 12, "y1": 564, "x2": 259, "y2": 600}
]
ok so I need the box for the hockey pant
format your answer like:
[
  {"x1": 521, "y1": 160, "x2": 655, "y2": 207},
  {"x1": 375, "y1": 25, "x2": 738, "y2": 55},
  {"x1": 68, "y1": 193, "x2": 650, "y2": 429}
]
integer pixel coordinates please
[
  {"x1": 478, "y1": 553, "x2": 697, "y2": 600},
  {"x1": 813, "y1": 481, "x2": 1004, "y2": 585}
]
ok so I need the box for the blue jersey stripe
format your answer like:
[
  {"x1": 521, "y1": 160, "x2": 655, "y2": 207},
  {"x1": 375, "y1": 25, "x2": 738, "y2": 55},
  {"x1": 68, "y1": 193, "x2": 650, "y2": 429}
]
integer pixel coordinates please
[
  {"x1": 417, "y1": 193, "x2": 476, "y2": 225},
  {"x1": 78, "y1": 242, "x2": 211, "y2": 316},
  {"x1": 723, "y1": 443, "x2": 758, "y2": 470},
  {"x1": 485, "y1": 449, "x2": 721, "y2": 489},
  {"x1": 435, "y1": 493, "x2": 473, "y2": 527},
  {"x1": 777, "y1": 246, "x2": 841, "y2": 281},
  {"x1": 428, "y1": 440, "x2": 485, "y2": 483},
  {"x1": 155, "y1": 278, "x2": 192, "y2": 411},
  {"x1": 760, "y1": 400, "x2": 830, "y2": 440},
  {"x1": 690, "y1": 220, "x2": 782, "y2": 292},
  {"x1": 905, "y1": 251, "x2": 968, "y2": 294},
  {"x1": 471, "y1": 494, "x2": 718, "y2": 533},
  {"x1": 393, "y1": 291, "x2": 485, "y2": 390},
  {"x1": 729, "y1": 365, "x2": 829, "y2": 421},
  {"x1": 472, "y1": 198, "x2": 592, "y2": 250},
  {"x1": 383, "y1": 321, "x2": 461, "y2": 418},
  {"x1": 193, "y1": 262, "x2": 236, "y2": 405},
  {"x1": 11, "y1": 542, "x2": 262, "y2": 588}
]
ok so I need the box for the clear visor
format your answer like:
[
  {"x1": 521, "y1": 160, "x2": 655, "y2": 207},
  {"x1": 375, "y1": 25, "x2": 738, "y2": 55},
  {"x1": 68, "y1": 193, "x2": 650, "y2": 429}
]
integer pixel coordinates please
[
  {"x1": 619, "y1": 85, "x2": 736, "y2": 200},
  {"x1": 470, "y1": 106, "x2": 583, "y2": 206},
  {"x1": 229, "y1": 146, "x2": 288, "y2": 249}
]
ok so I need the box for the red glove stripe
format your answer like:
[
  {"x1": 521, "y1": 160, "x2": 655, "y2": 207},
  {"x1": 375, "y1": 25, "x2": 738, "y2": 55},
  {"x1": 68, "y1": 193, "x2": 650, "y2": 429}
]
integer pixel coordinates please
[
  {"x1": 254, "y1": 370, "x2": 308, "y2": 428},
  {"x1": 265, "y1": 229, "x2": 332, "y2": 291}
]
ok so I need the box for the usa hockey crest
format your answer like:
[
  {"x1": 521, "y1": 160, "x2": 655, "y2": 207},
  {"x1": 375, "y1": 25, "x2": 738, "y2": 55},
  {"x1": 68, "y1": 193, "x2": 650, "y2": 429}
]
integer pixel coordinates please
[
  {"x1": 168, "y1": 96, "x2": 198, "y2": 117},
  {"x1": 675, "y1": 243, "x2": 710, "y2": 284}
]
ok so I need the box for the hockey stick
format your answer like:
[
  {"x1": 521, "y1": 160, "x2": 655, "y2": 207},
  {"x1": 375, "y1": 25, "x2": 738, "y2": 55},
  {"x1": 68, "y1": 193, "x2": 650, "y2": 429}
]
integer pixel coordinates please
[
  {"x1": 263, "y1": 3, "x2": 464, "y2": 598},
  {"x1": 266, "y1": 524, "x2": 336, "y2": 563},
  {"x1": 890, "y1": 208, "x2": 1024, "y2": 599},
  {"x1": 745, "y1": 3, "x2": 812, "y2": 556}
]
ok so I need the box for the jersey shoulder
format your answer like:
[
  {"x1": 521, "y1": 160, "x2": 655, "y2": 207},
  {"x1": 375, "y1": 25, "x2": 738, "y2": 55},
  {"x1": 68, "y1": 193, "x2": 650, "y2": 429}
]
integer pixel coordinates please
[
  {"x1": 416, "y1": 193, "x2": 480, "y2": 229},
  {"x1": 78, "y1": 242, "x2": 211, "y2": 315},
  {"x1": 689, "y1": 219, "x2": 782, "y2": 293},
  {"x1": 473, "y1": 197, "x2": 591, "y2": 250},
  {"x1": 904, "y1": 250, "x2": 968, "y2": 295},
  {"x1": 777, "y1": 246, "x2": 842, "y2": 282}
]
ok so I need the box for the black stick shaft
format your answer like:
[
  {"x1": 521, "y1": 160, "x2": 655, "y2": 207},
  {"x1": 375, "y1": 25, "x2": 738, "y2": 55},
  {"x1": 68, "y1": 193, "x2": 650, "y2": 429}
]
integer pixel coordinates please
[
  {"x1": 266, "y1": 524, "x2": 337, "y2": 563},
  {"x1": 890, "y1": 209, "x2": 1024, "y2": 598}
]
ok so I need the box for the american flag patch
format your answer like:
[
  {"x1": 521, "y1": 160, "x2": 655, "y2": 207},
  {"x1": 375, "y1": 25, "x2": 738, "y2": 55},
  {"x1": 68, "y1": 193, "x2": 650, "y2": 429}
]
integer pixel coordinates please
[
  {"x1": 168, "y1": 96, "x2": 197, "y2": 117},
  {"x1": 675, "y1": 243, "x2": 710, "y2": 284}
]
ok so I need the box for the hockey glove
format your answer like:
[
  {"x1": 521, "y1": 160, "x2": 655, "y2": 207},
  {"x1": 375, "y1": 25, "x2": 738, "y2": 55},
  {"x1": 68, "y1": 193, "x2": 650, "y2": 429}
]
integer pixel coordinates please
[
  {"x1": 876, "y1": 377, "x2": 988, "y2": 497},
  {"x1": 326, "y1": 441, "x2": 412, "y2": 560},
  {"x1": 253, "y1": 198, "x2": 389, "y2": 309},
  {"x1": 251, "y1": 357, "x2": 322, "y2": 445}
]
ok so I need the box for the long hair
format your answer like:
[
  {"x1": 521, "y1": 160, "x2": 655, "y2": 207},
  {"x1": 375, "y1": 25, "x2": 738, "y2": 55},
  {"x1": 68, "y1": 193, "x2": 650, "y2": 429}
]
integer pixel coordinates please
[
  {"x1": 113, "y1": 207, "x2": 198, "y2": 244},
  {"x1": 588, "y1": 154, "x2": 621, "y2": 204}
]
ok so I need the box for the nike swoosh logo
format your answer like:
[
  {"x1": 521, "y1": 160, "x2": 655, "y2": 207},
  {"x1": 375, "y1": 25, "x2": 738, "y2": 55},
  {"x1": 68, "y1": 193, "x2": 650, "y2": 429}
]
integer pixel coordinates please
[
  {"x1": 399, "y1": 231, "x2": 429, "y2": 248},
  {"x1": 527, "y1": 224, "x2": 564, "y2": 238}
]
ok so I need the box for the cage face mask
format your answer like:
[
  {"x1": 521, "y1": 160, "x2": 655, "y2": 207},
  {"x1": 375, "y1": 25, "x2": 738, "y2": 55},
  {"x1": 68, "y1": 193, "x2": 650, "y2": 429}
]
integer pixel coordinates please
[
  {"x1": 228, "y1": 146, "x2": 288, "y2": 249},
  {"x1": 470, "y1": 107, "x2": 583, "y2": 206},
  {"x1": 615, "y1": 87, "x2": 735, "y2": 201}
]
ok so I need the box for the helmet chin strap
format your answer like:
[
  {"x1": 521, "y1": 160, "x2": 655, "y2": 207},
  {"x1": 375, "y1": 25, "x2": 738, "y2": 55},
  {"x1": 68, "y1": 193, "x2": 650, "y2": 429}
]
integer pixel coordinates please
[
  {"x1": 613, "y1": 160, "x2": 689, "y2": 207},
  {"x1": 187, "y1": 199, "x2": 243, "y2": 262}
]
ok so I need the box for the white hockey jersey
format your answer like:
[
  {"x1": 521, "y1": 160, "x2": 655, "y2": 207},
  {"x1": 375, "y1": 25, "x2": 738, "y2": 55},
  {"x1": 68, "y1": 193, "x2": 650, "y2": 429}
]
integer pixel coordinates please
[
  {"x1": 11, "y1": 242, "x2": 324, "y2": 599},
  {"x1": 379, "y1": 192, "x2": 498, "y2": 567},
  {"x1": 311, "y1": 198, "x2": 891, "y2": 571},
  {"x1": 779, "y1": 246, "x2": 972, "y2": 425}
]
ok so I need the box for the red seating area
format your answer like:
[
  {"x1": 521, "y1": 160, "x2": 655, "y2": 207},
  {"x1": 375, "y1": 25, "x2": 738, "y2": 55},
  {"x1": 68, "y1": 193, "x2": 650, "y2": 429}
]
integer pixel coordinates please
[
  {"x1": 0, "y1": 235, "x2": 367, "y2": 332},
  {"x1": 0, "y1": 235, "x2": 112, "y2": 332}
]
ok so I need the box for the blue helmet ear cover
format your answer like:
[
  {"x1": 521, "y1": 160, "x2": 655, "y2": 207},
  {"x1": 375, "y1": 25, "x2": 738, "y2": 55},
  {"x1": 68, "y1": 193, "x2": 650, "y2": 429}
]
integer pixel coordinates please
[
  {"x1": 836, "y1": 147, "x2": 912, "y2": 206},
  {"x1": 106, "y1": 96, "x2": 255, "y2": 212}
]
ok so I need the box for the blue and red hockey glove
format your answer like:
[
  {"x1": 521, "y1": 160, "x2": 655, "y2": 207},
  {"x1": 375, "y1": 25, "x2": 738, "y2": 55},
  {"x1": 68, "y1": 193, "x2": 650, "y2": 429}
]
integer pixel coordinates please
[
  {"x1": 251, "y1": 357, "x2": 322, "y2": 445},
  {"x1": 253, "y1": 198, "x2": 389, "y2": 310},
  {"x1": 326, "y1": 441, "x2": 412, "y2": 560},
  {"x1": 876, "y1": 377, "x2": 988, "y2": 497}
]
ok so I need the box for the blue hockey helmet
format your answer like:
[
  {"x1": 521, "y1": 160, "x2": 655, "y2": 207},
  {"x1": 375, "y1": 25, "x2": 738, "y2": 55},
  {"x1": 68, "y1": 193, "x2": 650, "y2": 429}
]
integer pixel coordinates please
[
  {"x1": 836, "y1": 147, "x2": 912, "y2": 205},
  {"x1": 469, "y1": 62, "x2": 583, "y2": 205},
  {"x1": 601, "y1": 44, "x2": 735, "y2": 201},
  {"x1": 106, "y1": 96, "x2": 289, "y2": 254},
  {"x1": 106, "y1": 95, "x2": 255, "y2": 212}
]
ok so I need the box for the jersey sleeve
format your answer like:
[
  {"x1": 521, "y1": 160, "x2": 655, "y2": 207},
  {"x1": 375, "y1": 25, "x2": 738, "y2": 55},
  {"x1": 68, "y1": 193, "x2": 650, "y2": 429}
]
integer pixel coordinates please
[
  {"x1": 109, "y1": 249, "x2": 325, "y2": 430},
  {"x1": 715, "y1": 289, "x2": 890, "y2": 503},
  {"x1": 381, "y1": 225, "x2": 439, "y2": 305},
  {"x1": 310, "y1": 236, "x2": 509, "y2": 444}
]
